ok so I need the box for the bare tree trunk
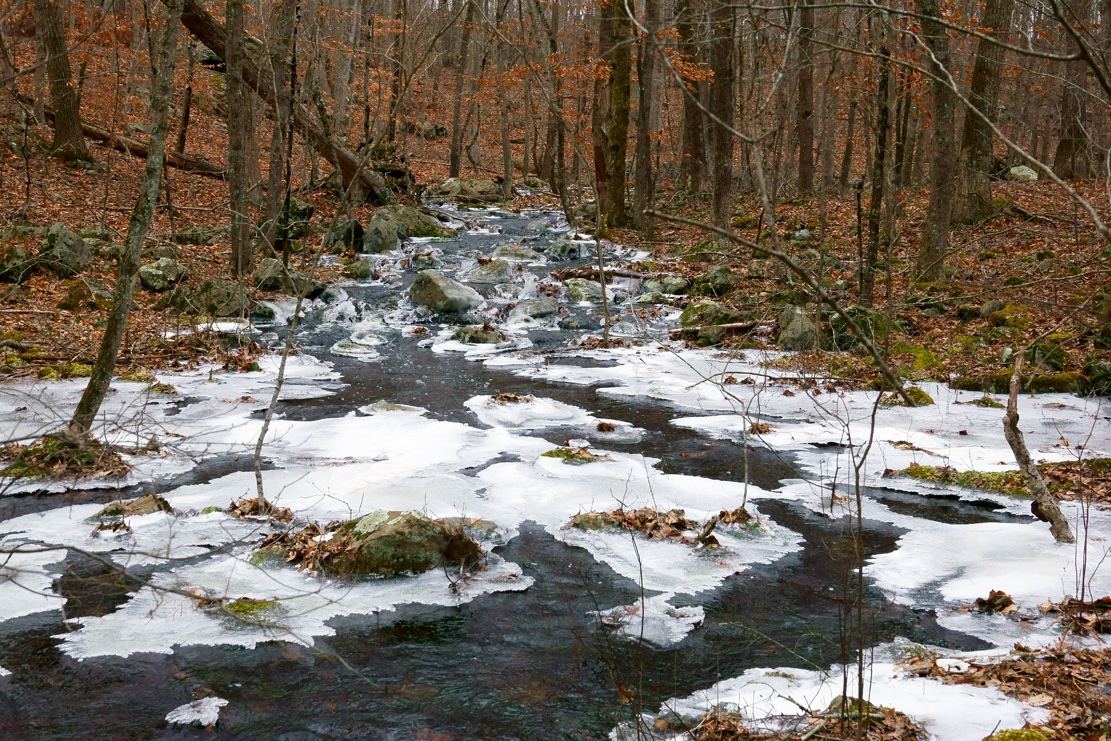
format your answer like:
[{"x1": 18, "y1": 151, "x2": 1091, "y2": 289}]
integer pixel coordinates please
[
  {"x1": 495, "y1": 0, "x2": 513, "y2": 199},
  {"x1": 795, "y1": 0, "x2": 815, "y2": 195},
  {"x1": 1004, "y1": 355, "x2": 1075, "y2": 544},
  {"x1": 592, "y1": 0, "x2": 632, "y2": 231},
  {"x1": 175, "y1": 46, "x2": 195, "y2": 154},
  {"x1": 707, "y1": 0, "x2": 734, "y2": 228},
  {"x1": 633, "y1": 0, "x2": 661, "y2": 230},
  {"x1": 449, "y1": 0, "x2": 475, "y2": 178},
  {"x1": 69, "y1": 0, "x2": 183, "y2": 436},
  {"x1": 916, "y1": 0, "x2": 957, "y2": 281},
  {"x1": 1053, "y1": 0, "x2": 1092, "y2": 178},
  {"x1": 675, "y1": 0, "x2": 704, "y2": 193},
  {"x1": 839, "y1": 96, "x2": 856, "y2": 191},
  {"x1": 227, "y1": 0, "x2": 252, "y2": 278},
  {"x1": 952, "y1": 0, "x2": 1011, "y2": 223},
  {"x1": 34, "y1": 0, "x2": 89, "y2": 161},
  {"x1": 861, "y1": 22, "x2": 891, "y2": 308}
]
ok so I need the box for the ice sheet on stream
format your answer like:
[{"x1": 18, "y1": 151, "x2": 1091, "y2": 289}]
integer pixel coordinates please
[
  {"x1": 492, "y1": 346, "x2": 1111, "y2": 646},
  {"x1": 615, "y1": 651, "x2": 1048, "y2": 741}
]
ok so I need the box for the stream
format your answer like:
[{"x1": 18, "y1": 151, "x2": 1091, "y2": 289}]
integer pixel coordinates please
[{"x1": 0, "y1": 203, "x2": 1044, "y2": 740}]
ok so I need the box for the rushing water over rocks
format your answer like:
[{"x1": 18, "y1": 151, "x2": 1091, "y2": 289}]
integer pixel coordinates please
[{"x1": 1, "y1": 203, "x2": 1106, "y2": 739}]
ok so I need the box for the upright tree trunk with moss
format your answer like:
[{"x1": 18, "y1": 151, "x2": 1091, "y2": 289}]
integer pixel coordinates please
[
  {"x1": 633, "y1": 0, "x2": 661, "y2": 231},
  {"x1": 916, "y1": 0, "x2": 957, "y2": 281},
  {"x1": 592, "y1": 0, "x2": 632, "y2": 231},
  {"x1": 260, "y1": 0, "x2": 297, "y2": 256},
  {"x1": 34, "y1": 0, "x2": 89, "y2": 162},
  {"x1": 706, "y1": 0, "x2": 734, "y2": 229},
  {"x1": 952, "y1": 0, "x2": 1011, "y2": 224},
  {"x1": 69, "y1": 0, "x2": 183, "y2": 436},
  {"x1": 861, "y1": 27, "x2": 891, "y2": 308},
  {"x1": 227, "y1": 0, "x2": 252, "y2": 278}
]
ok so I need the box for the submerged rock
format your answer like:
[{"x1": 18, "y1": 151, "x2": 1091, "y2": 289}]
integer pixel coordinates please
[
  {"x1": 410, "y1": 269, "x2": 483, "y2": 313},
  {"x1": 452, "y1": 325, "x2": 508, "y2": 344}
]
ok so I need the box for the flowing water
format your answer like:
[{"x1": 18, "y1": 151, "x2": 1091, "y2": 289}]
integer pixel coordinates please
[{"x1": 0, "y1": 205, "x2": 1031, "y2": 739}]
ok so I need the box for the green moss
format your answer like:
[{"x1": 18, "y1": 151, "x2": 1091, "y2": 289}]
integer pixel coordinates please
[
  {"x1": 148, "y1": 382, "x2": 177, "y2": 395},
  {"x1": 1035, "y1": 250, "x2": 1055, "y2": 261},
  {"x1": 985, "y1": 730, "x2": 1051, "y2": 741},
  {"x1": 37, "y1": 367, "x2": 61, "y2": 380},
  {"x1": 988, "y1": 304, "x2": 1032, "y2": 330},
  {"x1": 200, "y1": 505, "x2": 222, "y2": 515},
  {"x1": 541, "y1": 447, "x2": 606, "y2": 464},
  {"x1": 898, "y1": 463, "x2": 1028, "y2": 496},
  {"x1": 117, "y1": 369, "x2": 156, "y2": 383},
  {"x1": 893, "y1": 341, "x2": 943, "y2": 378},
  {"x1": 879, "y1": 386, "x2": 935, "y2": 406},
  {"x1": 969, "y1": 396, "x2": 1005, "y2": 408},
  {"x1": 951, "y1": 371, "x2": 1090, "y2": 395},
  {"x1": 62, "y1": 362, "x2": 93, "y2": 378},
  {"x1": 977, "y1": 250, "x2": 1000, "y2": 261},
  {"x1": 730, "y1": 214, "x2": 760, "y2": 229},
  {"x1": 224, "y1": 597, "x2": 280, "y2": 617}
]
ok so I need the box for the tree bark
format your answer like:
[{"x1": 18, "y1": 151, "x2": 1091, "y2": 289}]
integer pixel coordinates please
[
  {"x1": 70, "y1": 0, "x2": 183, "y2": 436},
  {"x1": 633, "y1": 0, "x2": 661, "y2": 230},
  {"x1": 592, "y1": 0, "x2": 632, "y2": 231},
  {"x1": 33, "y1": 0, "x2": 89, "y2": 161},
  {"x1": 916, "y1": 0, "x2": 957, "y2": 282},
  {"x1": 226, "y1": 0, "x2": 251, "y2": 278},
  {"x1": 1004, "y1": 355, "x2": 1075, "y2": 544},
  {"x1": 861, "y1": 22, "x2": 891, "y2": 308},
  {"x1": 706, "y1": 0, "x2": 734, "y2": 229},
  {"x1": 174, "y1": 0, "x2": 392, "y2": 203},
  {"x1": 675, "y1": 0, "x2": 704, "y2": 193},
  {"x1": 795, "y1": 0, "x2": 815, "y2": 196},
  {"x1": 952, "y1": 0, "x2": 1011, "y2": 224},
  {"x1": 449, "y1": 0, "x2": 475, "y2": 178}
]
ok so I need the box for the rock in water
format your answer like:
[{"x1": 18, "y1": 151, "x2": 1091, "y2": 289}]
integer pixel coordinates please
[
  {"x1": 409, "y1": 269, "x2": 482, "y2": 313},
  {"x1": 323, "y1": 510, "x2": 481, "y2": 576},
  {"x1": 466, "y1": 258, "x2": 512, "y2": 284},
  {"x1": 38, "y1": 224, "x2": 89, "y2": 277},
  {"x1": 369, "y1": 206, "x2": 455, "y2": 240}
]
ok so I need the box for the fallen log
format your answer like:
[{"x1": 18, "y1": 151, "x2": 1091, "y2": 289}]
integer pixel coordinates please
[
  {"x1": 79, "y1": 120, "x2": 226, "y2": 178},
  {"x1": 174, "y1": 0, "x2": 397, "y2": 204}
]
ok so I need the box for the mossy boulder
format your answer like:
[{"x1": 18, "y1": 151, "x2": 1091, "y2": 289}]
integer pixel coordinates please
[
  {"x1": 831, "y1": 306, "x2": 899, "y2": 349},
  {"x1": 410, "y1": 270, "x2": 483, "y2": 313},
  {"x1": 91, "y1": 493, "x2": 173, "y2": 520},
  {"x1": 344, "y1": 259, "x2": 375, "y2": 280},
  {"x1": 679, "y1": 299, "x2": 742, "y2": 329},
  {"x1": 879, "y1": 386, "x2": 935, "y2": 406},
  {"x1": 0, "y1": 245, "x2": 34, "y2": 283},
  {"x1": 777, "y1": 306, "x2": 817, "y2": 351},
  {"x1": 989, "y1": 304, "x2": 1033, "y2": 330},
  {"x1": 38, "y1": 223, "x2": 90, "y2": 277},
  {"x1": 950, "y1": 371, "x2": 1090, "y2": 395},
  {"x1": 172, "y1": 225, "x2": 221, "y2": 245},
  {"x1": 139, "y1": 258, "x2": 188, "y2": 292},
  {"x1": 253, "y1": 257, "x2": 307, "y2": 293},
  {"x1": 322, "y1": 510, "x2": 482, "y2": 577},
  {"x1": 985, "y1": 729, "x2": 1051, "y2": 741},
  {"x1": 370, "y1": 206, "x2": 454, "y2": 240},
  {"x1": 466, "y1": 258, "x2": 512, "y2": 284},
  {"x1": 692, "y1": 266, "x2": 742, "y2": 297},
  {"x1": 427, "y1": 176, "x2": 503, "y2": 204},
  {"x1": 326, "y1": 219, "x2": 364, "y2": 253},
  {"x1": 564, "y1": 278, "x2": 605, "y2": 303}
]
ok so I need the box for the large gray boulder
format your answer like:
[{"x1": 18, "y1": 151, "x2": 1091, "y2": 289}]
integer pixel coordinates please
[
  {"x1": 39, "y1": 224, "x2": 90, "y2": 277},
  {"x1": 178, "y1": 279, "x2": 250, "y2": 317},
  {"x1": 466, "y1": 259, "x2": 512, "y2": 284},
  {"x1": 409, "y1": 270, "x2": 482, "y2": 313},
  {"x1": 512, "y1": 297, "x2": 559, "y2": 319},
  {"x1": 493, "y1": 241, "x2": 544, "y2": 261},
  {"x1": 139, "y1": 257, "x2": 187, "y2": 292},
  {"x1": 427, "y1": 176, "x2": 502, "y2": 204},
  {"x1": 564, "y1": 278, "x2": 605, "y2": 303},
  {"x1": 0, "y1": 246, "x2": 33, "y2": 283},
  {"x1": 363, "y1": 218, "x2": 401, "y2": 253},
  {"x1": 370, "y1": 206, "x2": 454, "y2": 241},
  {"x1": 1005, "y1": 165, "x2": 1038, "y2": 183},
  {"x1": 777, "y1": 305, "x2": 818, "y2": 351},
  {"x1": 253, "y1": 257, "x2": 306, "y2": 293},
  {"x1": 326, "y1": 219, "x2": 364, "y2": 253}
]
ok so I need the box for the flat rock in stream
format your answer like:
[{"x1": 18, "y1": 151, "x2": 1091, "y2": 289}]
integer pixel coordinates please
[
  {"x1": 410, "y1": 269, "x2": 483, "y2": 313},
  {"x1": 466, "y1": 258, "x2": 512, "y2": 284}
]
